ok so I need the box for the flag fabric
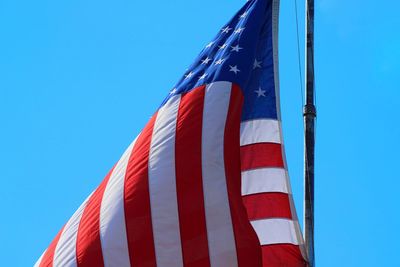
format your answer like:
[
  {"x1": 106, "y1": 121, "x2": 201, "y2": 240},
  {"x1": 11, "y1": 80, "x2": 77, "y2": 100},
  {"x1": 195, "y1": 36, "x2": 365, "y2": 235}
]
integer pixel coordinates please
[{"x1": 36, "y1": 0, "x2": 307, "y2": 266}]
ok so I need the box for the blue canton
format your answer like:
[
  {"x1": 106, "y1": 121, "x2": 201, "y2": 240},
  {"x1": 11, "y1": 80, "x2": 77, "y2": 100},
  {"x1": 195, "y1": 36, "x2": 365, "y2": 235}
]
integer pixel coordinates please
[{"x1": 162, "y1": 0, "x2": 277, "y2": 121}]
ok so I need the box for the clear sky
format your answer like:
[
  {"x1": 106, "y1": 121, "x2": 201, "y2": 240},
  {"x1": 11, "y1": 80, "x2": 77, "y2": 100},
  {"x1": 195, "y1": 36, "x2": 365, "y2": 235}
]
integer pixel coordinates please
[{"x1": 1, "y1": 0, "x2": 399, "y2": 266}]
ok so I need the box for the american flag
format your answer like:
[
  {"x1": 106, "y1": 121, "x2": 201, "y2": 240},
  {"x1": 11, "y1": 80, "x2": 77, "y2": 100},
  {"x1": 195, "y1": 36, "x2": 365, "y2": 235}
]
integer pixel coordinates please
[{"x1": 36, "y1": 0, "x2": 307, "y2": 266}]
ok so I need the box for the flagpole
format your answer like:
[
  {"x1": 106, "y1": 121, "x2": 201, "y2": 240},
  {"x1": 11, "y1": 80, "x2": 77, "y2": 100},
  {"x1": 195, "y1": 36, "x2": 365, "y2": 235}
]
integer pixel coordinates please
[{"x1": 304, "y1": 0, "x2": 316, "y2": 266}]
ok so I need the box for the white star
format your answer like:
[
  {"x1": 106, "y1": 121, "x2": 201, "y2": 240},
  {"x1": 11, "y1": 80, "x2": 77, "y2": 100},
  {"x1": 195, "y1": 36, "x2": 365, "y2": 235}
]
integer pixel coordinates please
[
  {"x1": 231, "y1": 45, "x2": 243, "y2": 52},
  {"x1": 215, "y1": 58, "x2": 225, "y2": 65},
  {"x1": 255, "y1": 87, "x2": 266, "y2": 97},
  {"x1": 170, "y1": 88, "x2": 178, "y2": 95},
  {"x1": 199, "y1": 73, "x2": 207, "y2": 80},
  {"x1": 240, "y1": 12, "x2": 248, "y2": 19},
  {"x1": 253, "y1": 59, "x2": 262, "y2": 69},
  {"x1": 201, "y1": 57, "x2": 212, "y2": 64},
  {"x1": 205, "y1": 41, "x2": 214, "y2": 48},
  {"x1": 219, "y1": 43, "x2": 228, "y2": 50},
  {"x1": 185, "y1": 71, "x2": 194, "y2": 79},
  {"x1": 229, "y1": 65, "x2": 240, "y2": 74},
  {"x1": 234, "y1": 27, "x2": 245, "y2": 34},
  {"x1": 221, "y1": 26, "x2": 232, "y2": 33}
]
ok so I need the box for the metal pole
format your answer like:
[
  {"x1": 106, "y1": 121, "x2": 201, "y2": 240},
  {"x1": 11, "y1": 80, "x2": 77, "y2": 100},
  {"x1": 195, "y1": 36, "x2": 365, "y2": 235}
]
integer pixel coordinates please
[{"x1": 304, "y1": 0, "x2": 316, "y2": 266}]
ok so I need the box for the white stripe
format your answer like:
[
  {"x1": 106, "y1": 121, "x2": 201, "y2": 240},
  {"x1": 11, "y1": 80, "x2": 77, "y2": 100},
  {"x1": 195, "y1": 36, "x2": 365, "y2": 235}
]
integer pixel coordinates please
[
  {"x1": 100, "y1": 140, "x2": 136, "y2": 267},
  {"x1": 53, "y1": 194, "x2": 92, "y2": 267},
  {"x1": 34, "y1": 249, "x2": 46, "y2": 267},
  {"x1": 202, "y1": 82, "x2": 238, "y2": 267},
  {"x1": 148, "y1": 95, "x2": 183, "y2": 267},
  {"x1": 241, "y1": 168, "x2": 289, "y2": 196},
  {"x1": 250, "y1": 218, "x2": 300, "y2": 246},
  {"x1": 240, "y1": 119, "x2": 281, "y2": 146}
]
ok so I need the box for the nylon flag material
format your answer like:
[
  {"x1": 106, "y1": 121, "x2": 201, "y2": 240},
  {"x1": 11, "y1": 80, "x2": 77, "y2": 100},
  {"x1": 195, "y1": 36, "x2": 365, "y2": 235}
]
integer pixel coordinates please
[{"x1": 36, "y1": 0, "x2": 308, "y2": 266}]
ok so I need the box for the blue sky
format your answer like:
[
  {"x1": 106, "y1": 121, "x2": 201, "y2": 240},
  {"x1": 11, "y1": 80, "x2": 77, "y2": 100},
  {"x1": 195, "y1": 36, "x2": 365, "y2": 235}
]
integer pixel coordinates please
[{"x1": 1, "y1": 0, "x2": 399, "y2": 266}]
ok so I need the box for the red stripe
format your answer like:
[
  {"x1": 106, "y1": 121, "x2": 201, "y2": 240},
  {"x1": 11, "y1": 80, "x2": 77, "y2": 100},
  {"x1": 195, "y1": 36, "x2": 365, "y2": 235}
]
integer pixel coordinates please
[
  {"x1": 262, "y1": 244, "x2": 307, "y2": 267},
  {"x1": 175, "y1": 86, "x2": 211, "y2": 267},
  {"x1": 39, "y1": 226, "x2": 65, "y2": 267},
  {"x1": 240, "y1": 143, "x2": 284, "y2": 171},
  {"x1": 124, "y1": 114, "x2": 157, "y2": 267},
  {"x1": 224, "y1": 84, "x2": 262, "y2": 267},
  {"x1": 242, "y1": 193, "x2": 292, "y2": 220},
  {"x1": 76, "y1": 167, "x2": 115, "y2": 267}
]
